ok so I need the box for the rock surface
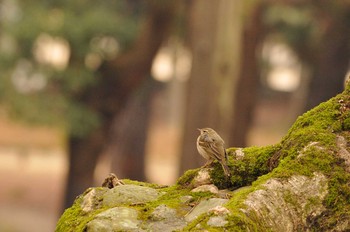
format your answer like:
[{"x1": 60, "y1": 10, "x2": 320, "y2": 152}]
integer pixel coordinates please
[
  {"x1": 185, "y1": 198, "x2": 229, "y2": 222},
  {"x1": 103, "y1": 184, "x2": 159, "y2": 207},
  {"x1": 243, "y1": 172, "x2": 328, "y2": 231},
  {"x1": 86, "y1": 207, "x2": 140, "y2": 232},
  {"x1": 147, "y1": 204, "x2": 187, "y2": 232}
]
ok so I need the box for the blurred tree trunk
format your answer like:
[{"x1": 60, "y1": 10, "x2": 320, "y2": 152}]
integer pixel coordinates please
[
  {"x1": 180, "y1": 0, "x2": 243, "y2": 173},
  {"x1": 229, "y1": 2, "x2": 265, "y2": 147},
  {"x1": 304, "y1": 5, "x2": 350, "y2": 110},
  {"x1": 109, "y1": 79, "x2": 160, "y2": 181},
  {"x1": 64, "y1": 2, "x2": 176, "y2": 209}
]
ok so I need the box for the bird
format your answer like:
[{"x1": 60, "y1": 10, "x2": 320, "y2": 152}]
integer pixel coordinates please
[{"x1": 196, "y1": 128, "x2": 230, "y2": 177}]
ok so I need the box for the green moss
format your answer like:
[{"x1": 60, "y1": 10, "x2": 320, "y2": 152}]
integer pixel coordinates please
[
  {"x1": 122, "y1": 179, "x2": 166, "y2": 188},
  {"x1": 182, "y1": 213, "x2": 210, "y2": 231},
  {"x1": 222, "y1": 90, "x2": 350, "y2": 230},
  {"x1": 341, "y1": 115, "x2": 350, "y2": 130},
  {"x1": 260, "y1": 92, "x2": 350, "y2": 229},
  {"x1": 179, "y1": 89, "x2": 350, "y2": 230},
  {"x1": 324, "y1": 170, "x2": 350, "y2": 209},
  {"x1": 283, "y1": 189, "x2": 298, "y2": 207},
  {"x1": 272, "y1": 143, "x2": 337, "y2": 178},
  {"x1": 55, "y1": 194, "x2": 106, "y2": 232},
  {"x1": 226, "y1": 186, "x2": 255, "y2": 210},
  {"x1": 305, "y1": 196, "x2": 322, "y2": 213},
  {"x1": 280, "y1": 100, "x2": 340, "y2": 159},
  {"x1": 56, "y1": 88, "x2": 350, "y2": 231},
  {"x1": 266, "y1": 94, "x2": 341, "y2": 175},
  {"x1": 208, "y1": 186, "x2": 259, "y2": 231},
  {"x1": 224, "y1": 210, "x2": 260, "y2": 231},
  {"x1": 133, "y1": 185, "x2": 187, "y2": 220},
  {"x1": 209, "y1": 145, "x2": 279, "y2": 189},
  {"x1": 177, "y1": 168, "x2": 200, "y2": 187},
  {"x1": 137, "y1": 184, "x2": 215, "y2": 219},
  {"x1": 285, "y1": 99, "x2": 341, "y2": 136},
  {"x1": 153, "y1": 186, "x2": 189, "y2": 209}
]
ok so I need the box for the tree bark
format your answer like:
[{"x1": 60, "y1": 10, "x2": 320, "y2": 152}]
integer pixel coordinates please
[
  {"x1": 304, "y1": 6, "x2": 350, "y2": 110},
  {"x1": 229, "y1": 2, "x2": 265, "y2": 147},
  {"x1": 63, "y1": 1, "x2": 176, "y2": 209},
  {"x1": 65, "y1": 124, "x2": 108, "y2": 208},
  {"x1": 110, "y1": 79, "x2": 160, "y2": 181},
  {"x1": 180, "y1": 1, "x2": 219, "y2": 172},
  {"x1": 180, "y1": 0, "x2": 243, "y2": 173}
]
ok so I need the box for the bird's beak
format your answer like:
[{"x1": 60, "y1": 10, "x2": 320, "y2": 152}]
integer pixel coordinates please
[{"x1": 197, "y1": 128, "x2": 201, "y2": 133}]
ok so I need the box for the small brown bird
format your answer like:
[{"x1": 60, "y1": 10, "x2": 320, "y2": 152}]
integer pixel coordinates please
[{"x1": 196, "y1": 128, "x2": 230, "y2": 177}]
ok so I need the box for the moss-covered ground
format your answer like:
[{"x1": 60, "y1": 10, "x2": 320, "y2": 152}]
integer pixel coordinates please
[
  {"x1": 221, "y1": 85, "x2": 350, "y2": 230},
  {"x1": 55, "y1": 188, "x2": 107, "y2": 232},
  {"x1": 56, "y1": 85, "x2": 350, "y2": 231},
  {"x1": 179, "y1": 85, "x2": 350, "y2": 230}
]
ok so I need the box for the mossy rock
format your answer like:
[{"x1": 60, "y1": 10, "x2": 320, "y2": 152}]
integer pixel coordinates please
[{"x1": 56, "y1": 85, "x2": 350, "y2": 231}]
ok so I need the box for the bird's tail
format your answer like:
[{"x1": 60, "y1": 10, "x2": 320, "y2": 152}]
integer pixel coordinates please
[
  {"x1": 221, "y1": 162, "x2": 231, "y2": 177},
  {"x1": 221, "y1": 150, "x2": 230, "y2": 177}
]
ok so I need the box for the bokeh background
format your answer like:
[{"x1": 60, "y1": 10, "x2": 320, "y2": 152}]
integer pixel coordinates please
[{"x1": 0, "y1": 1, "x2": 349, "y2": 231}]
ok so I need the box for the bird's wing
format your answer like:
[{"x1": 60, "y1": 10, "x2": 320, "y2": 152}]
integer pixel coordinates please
[
  {"x1": 208, "y1": 142, "x2": 224, "y2": 161},
  {"x1": 199, "y1": 136, "x2": 224, "y2": 161}
]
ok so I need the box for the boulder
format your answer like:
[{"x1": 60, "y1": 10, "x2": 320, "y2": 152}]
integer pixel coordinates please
[{"x1": 56, "y1": 85, "x2": 350, "y2": 231}]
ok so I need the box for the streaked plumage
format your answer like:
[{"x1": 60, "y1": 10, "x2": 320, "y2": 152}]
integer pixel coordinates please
[{"x1": 196, "y1": 128, "x2": 230, "y2": 177}]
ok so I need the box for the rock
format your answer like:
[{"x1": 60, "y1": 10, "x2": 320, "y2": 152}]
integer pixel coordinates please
[
  {"x1": 185, "y1": 198, "x2": 229, "y2": 222},
  {"x1": 209, "y1": 205, "x2": 230, "y2": 215},
  {"x1": 243, "y1": 172, "x2": 328, "y2": 231},
  {"x1": 147, "y1": 219, "x2": 186, "y2": 232},
  {"x1": 297, "y1": 141, "x2": 324, "y2": 159},
  {"x1": 103, "y1": 184, "x2": 159, "y2": 207},
  {"x1": 86, "y1": 207, "x2": 140, "y2": 232},
  {"x1": 217, "y1": 189, "x2": 232, "y2": 199},
  {"x1": 179, "y1": 195, "x2": 194, "y2": 204},
  {"x1": 56, "y1": 86, "x2": 350, "y2": 232},
  {"x1": 192, "y1": 169, "x2": 212, "y2": 187},
  {"x1": 147, "y1": 205, "x2": 186, "y2": 232},
  {"x1": 81, "y1": 188, "x2": 108, "y2": 213},
  {"x1": 234, "y1": 148, "x2": 245, "y2": 160},
  {"x1": 207, "y1": 216, "x2": 228, "y2": 227},
  {"x1": 336, "y1": 135, "x2": 350, "y2": 172},
  {"x1": 150, "y1": 204, "x2": 177, "y2": 220},
  {"x1": 191, "y1": 184, "x2": 219, "y2": 194}
]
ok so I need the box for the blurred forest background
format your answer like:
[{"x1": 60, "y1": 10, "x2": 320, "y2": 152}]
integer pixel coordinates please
[{"x1": 0, "y1": 0, "x2": 349, "y2": 231}]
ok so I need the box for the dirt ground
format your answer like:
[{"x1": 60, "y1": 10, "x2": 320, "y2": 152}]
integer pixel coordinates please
[{"x1": 0, "y1": 97, "x2": 292, "y2": 232}]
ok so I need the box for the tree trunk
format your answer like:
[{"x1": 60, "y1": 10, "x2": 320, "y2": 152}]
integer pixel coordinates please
[
  {"x1": 110, "y1": 79, "x2": 160, "y2": 181},
  {"x1": 180, "y1": 0, "x2": 219, "y2": 172},
  {"x1": 180, "y1": 0, "x2": 243, "y2": 173},
  {"x1": 229, "y1": 2, "x2": 265, "y2": 147},
  {"x1": 304, "y1": 3, "x2": 350, "y2": 111},
  {"x1": 63, "y1": 1, "x2": 176, "y2": 209},
  {"x1": 64, "y1": 125, "x2": 108, "y2": 209}
]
